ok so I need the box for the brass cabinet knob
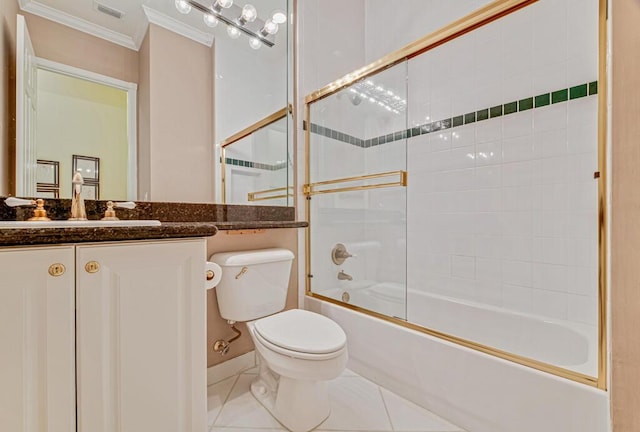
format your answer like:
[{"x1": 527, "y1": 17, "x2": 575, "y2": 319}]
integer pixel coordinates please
[
  {"x1": 85, "y1": 261, "x2": 100, "y2": 274},
  {"x1": 48, "y1": 263, "x2": 66, "y2": 277}
]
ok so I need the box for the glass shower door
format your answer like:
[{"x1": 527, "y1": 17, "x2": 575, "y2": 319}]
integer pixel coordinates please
[{"x1": 306, "y1": 61, "x2": 408, "y2": 320}]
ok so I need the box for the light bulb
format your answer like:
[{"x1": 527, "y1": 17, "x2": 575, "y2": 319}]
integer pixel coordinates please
[
  {"x1": 271, "y1": 9, "x2": 286, "y2": 24},
  {"x1": 227, "y1": 25, "x2": 241, "y2": 39},
  {"x1": 249, "y1": 37, "x2": 262, "y2": 50},
  {"x1": 241, "y1": 4, "x2": 257, "y2": 23},
  {"x1": 203, "y1": 13, "x2": 218, "y2": 27},
  {"x1": 175, "y1": 0, "x2": 191, "y2": 14},
  {"x1": 262, "y1": 18, "x2": 278, "y2": 35},
  {"x1": 215, "y1": 0, "x2": 233, "y2": 8}
]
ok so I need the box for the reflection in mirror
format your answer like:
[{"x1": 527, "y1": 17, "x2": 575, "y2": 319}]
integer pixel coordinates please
[
  {"x1": 34, "y1": 68, "x2": 133, "y2": 201},
  {"x1": 17, "y1": 59, "x2": 136, "y2": 200},
  {"x1": 221, "y1": 107, "x2": 291, "y2": 206},
  {"x1": 9, "y1": 0, "x2": 292, "y2": 205}
]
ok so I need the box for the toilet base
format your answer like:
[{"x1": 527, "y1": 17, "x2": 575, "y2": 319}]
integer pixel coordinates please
[{"x1": 250, "y1": 359, "x2": 331, "y2": 432}]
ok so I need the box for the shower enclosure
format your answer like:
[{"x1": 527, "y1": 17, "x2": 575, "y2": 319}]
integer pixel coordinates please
[{"x1": 305, "y1": 0, "x2": 605, "y2": 388}]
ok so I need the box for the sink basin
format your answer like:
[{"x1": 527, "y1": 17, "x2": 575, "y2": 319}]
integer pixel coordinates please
[{"x1": 0, "y1": 220, "x2": 162, "y2": 229}]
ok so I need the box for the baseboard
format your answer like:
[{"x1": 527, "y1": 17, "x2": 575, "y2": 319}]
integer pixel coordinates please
[{"x1": 207, "y1": 351, "x2": 256, "y2": 386}]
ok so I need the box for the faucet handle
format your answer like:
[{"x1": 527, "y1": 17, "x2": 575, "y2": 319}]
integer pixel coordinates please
[
  {"x1": 101, "y1": 201, "x2": 136, "y2": 221},
  {"x1": 4, "y1": 198, "x2": 51, "y2": 221},
  {"x1": 5, "y1": 197, "x2": 36, "y2": 207},
  {"x1": 101, "y1": 201, "x2": 119, "y2": 221},
  {"x1": 114, "y1": 201, "x2": 136, "y2": 210}
]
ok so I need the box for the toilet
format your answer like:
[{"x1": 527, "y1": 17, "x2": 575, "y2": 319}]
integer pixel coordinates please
[{"x1": 211, "y1": 248, "x2": 348, "y2": 432}]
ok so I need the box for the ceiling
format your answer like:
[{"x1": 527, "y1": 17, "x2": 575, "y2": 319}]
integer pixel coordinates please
[{"x1": 17, "y1": 0, "x2": 285, "y2": 50}]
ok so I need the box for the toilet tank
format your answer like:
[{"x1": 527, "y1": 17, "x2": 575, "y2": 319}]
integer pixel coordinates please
[{"x1": 210, "y1": 248, "x2": 294, "y2": 322}]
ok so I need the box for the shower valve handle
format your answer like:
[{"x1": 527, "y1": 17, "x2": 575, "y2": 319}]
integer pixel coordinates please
[{"x1": 332, "y1": 243, "x2": 355, "y2": 265}]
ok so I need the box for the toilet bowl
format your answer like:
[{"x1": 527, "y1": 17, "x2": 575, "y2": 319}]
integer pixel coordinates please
[
  {"x1": 247, "y1": 309, "x2": 347, "y2": 432},
  {"x1": 210, "y1": 249, "x2": 348, "y2": 432}
]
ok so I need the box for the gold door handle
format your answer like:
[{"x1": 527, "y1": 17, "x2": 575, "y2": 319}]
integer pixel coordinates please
[
  {"x1": 85, "y1": 261, "x2": 100, "y2": 273},
  {"x1": 48, "y1": 263, "x2": 66, "y2": 277}
]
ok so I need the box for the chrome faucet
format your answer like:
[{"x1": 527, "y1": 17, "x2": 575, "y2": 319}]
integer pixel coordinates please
[
  {"x1": 337, "y1": 270, "x2": 353, "y2": 281},
  {"x1": 69, "y1": 171, "x2": 87, "y2": 220}
]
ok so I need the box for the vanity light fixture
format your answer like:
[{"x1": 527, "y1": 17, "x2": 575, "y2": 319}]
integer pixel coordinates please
[
  {"x1": 175, "y1": 0, "x2": 191, "y2": 14},
  {"x1": 203, "y1": 13, "x2": 219, "y2": 27},
  {"x1": 227, "y1": 25, "x2": 241, "y2": 39},
  {"x1": 175, "y1": 0, "x2": 281, "y2": 48},
  {"x1": 271, "y1": 9, "x2": 287, "y2": 24}
]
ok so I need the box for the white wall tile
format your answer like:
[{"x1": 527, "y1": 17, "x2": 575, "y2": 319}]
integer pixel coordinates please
[
  {"x1": 502, "y1": 284, "x2": 532, "y2": 313},
  {"x1": 451, "y1": 255, "x2": 475, "y2": 279},
  {"x1": 532, "y1": 263, "x2": 569, "y2": 293},
  {"x1": 532, "y1": 289, "x2": 568, "y2": 320},
  {"x1": 568, "y1": 293, "x2": 598, "y2": 325},
  {"x1": 502, "y1": 260, "x2": 532, "y2": 287}
]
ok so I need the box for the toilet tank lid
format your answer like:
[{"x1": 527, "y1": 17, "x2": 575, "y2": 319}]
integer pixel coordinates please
[{"x1": 210, "y1": 248, "x2": 294, "y2": 266}]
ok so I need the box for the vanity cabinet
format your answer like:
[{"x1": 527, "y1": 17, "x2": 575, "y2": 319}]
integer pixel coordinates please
[
  {"x1": 0, "y1": 239, "x2": 207, "y2": 432},
  {"x1": 0, "y1": 246, "x2": 76, "y2": 432}
]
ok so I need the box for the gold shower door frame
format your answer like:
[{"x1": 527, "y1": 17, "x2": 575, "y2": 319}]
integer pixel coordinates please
[{"x1": 303, "y1": 0, "x2": 608, "y2": 389}]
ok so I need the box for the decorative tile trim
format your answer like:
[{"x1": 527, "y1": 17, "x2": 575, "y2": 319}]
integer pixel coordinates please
[
  {"x1": 309, "y1": 81, "x2": 598, "y2": 148},
  {"x1": 224, "y1": 157, "x2": 287, "y2": 171}
]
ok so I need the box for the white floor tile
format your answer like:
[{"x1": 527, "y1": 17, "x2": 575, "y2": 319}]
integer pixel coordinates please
[
  {"x1": 318, "y1": 376, "x2": 393, "y2": 431},
  {"x1": 340, "y1": 368, "x2": 359, "y2": 377},
  {"x1": 380, "y1": 388, "x2": 464, "y2": 432},
  {"x1": 214, "y1": 374, "x2": 285, "y2": 429},
  {"x1": 207, "y1": 376, "x2": 237, "y2": 427}
]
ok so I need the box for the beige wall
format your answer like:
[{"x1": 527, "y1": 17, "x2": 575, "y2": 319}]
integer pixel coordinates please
[
  {"x1": 611, "y1": 0, "x2": 640, "y2": 430},
  {"x1": 23, "y1": 12, "x2": 138, "y2": 84},
  {"x1": 206, "y1": 229, "x2": 299, "y2": 367},
  {"x1": 137, "y1": 32, "x2": 150, "y2": 200},
  {"x1": 1, "y1": 0, "x2": 19, "y2": 195},
  {"x1": 141, "y1": 24, "x2": 214, "y2": 203}
]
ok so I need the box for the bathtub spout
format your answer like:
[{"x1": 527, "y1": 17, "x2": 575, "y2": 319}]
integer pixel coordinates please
[{"x1": 338, "y1": 270, "x2": 353, "y2": 281}]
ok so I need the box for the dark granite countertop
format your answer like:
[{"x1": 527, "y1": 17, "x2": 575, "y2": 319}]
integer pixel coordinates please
[
  {"x1": 0, "y1": 197, "x2": 307, "y2": 246},
  {"x1": 0, "y1": 222, "x2": 218, "y2": 247},
  {"x1": 214, "y1": 221, "x2": 308, "y2": 230}
]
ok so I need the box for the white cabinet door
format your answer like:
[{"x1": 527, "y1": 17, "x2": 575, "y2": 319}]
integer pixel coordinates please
[
  {"x1": 0, "y1": 246, "x2": 76, "y2": 432},
  {"x1": 76, "y1": 239, "x2": 207, "y2": 432}
]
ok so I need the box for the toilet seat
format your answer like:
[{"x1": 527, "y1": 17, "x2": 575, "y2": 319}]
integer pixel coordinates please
[{"x1": 253, "y1": 309, "x2": 347, "y2": 360}]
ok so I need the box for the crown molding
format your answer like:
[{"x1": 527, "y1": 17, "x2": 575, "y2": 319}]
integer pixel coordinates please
[
  {"x1": 18, "y1": 0, "x2": 139, "y2": 51},
  {"x1": 142, "y1": 5, "x2": 213, "y2": 48}
]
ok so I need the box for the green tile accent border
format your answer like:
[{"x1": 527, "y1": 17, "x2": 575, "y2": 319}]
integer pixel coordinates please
[
  {"x1": 535, "y1": 93, "x2": 550, "y2": 108},
  {"x1": 504, "y1": 101, "x2": 518, "y2": 115},
  {"x1": 308, "y1": 80, "x2": 597, "y2": 148},
  {"x1": 490, "y1": 105, "x2": 503, "y2": 118},
  {"x1": 552, "y1": 89, "x2": 568, "y2": 104},
  {"x1": 224, "y1": 157, "x2": 288, "y2": 171},
  {"x1": 464, "y1": 112, "x2": 476, "y2": 124},
  {"x1": 519, "y1": 97, "x2": 533, "y2": 111},
  {"x1": 570, "y1": 84, "x2": 588, "y2": 99}
]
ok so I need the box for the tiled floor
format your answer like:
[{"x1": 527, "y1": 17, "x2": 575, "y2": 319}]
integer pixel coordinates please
[{"x1": 207, "y1": 367, "x2": 465, "y2": 432}]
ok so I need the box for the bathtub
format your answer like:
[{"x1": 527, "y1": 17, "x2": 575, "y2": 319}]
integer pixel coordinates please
[
  {"x1": 322, "y1": 282, "x2": 596, "y2": 375},
  {"x1": 311, "y1": 283, "x2": 608, "y2": 432}
]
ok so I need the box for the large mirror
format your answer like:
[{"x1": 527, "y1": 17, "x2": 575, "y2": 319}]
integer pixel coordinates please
[{"x1": 7, "y1": 0, "x2": 292, "y2": 205}]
